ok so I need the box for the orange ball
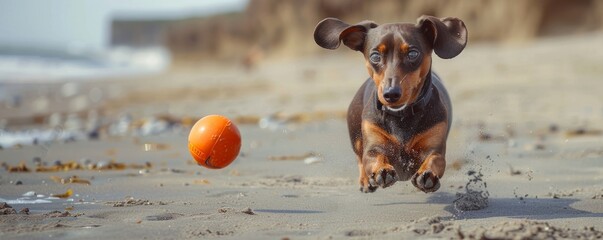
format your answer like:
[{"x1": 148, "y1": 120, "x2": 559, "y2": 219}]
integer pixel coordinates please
[{"x1": 188, "y1": 115, "x2": 241, "y2": 169}]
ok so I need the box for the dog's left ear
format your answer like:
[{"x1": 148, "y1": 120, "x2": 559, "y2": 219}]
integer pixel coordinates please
[
  {"x1": 417, "y1": 15, "x2": 467, "y2": 59},
  {"x1": 314, "y1": 18, "x2": 378, "y2": 51}
]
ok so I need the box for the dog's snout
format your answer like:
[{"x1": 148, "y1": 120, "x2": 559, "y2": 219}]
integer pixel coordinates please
[{"x1": 383, "y1": 87, "x2": 401, "y2": 103}]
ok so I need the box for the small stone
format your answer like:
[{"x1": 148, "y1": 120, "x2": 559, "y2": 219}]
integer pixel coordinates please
[
  {"x1": 15, "y1": 180, "x2": 22, "y2": 185},
  {"x1": 19, "y1": 208, "x2": 29, "y2": 215},
  {"x1": 32, "y1": 157, "x2": 42, "y2": 166},
  {"x1": 1, "y1": 202, "x2": 17, "y2": 215},
  {"x1": 241, "y1": 207, "x2": 255, "y2": 215},
  {"x1": 22, "y1": 191, "x2": 36, "y2": 197},
  {"x1": 88, "y1": 129, "x2": 100, "y2": 140}
]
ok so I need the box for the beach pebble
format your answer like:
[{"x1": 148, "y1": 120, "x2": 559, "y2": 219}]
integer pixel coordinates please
[
  {"x1": 109, "y1": 114, "x2": 132, "y2": 136},
  {"x1": 80, "y1": 158, "x2": 93, "y2": 168},
  {"x1": 15, "y1": 180, "x2": 22, "y2": 185},
  {"x1": 32, "y1": 157, "x2": 43, "y2": 166},
  {"x1": 139, "y1": 117, "x2": 169, "y2": 136},
  {"x1": 79, "y1": 158, "x2": 92, "y2": 165},
  {"x1": 88, "y1": 129, "x2": 100, "y2": 140},
  {"x1": 0, "y1": 202, "x2": 17, "y2": 215},
  {"x1": 18, "y1": 208, "x2": 29, "y2": 215},
  {"x1": 22, "y1": 191, "x2": 36, "y2": 197},
  {"x1": 241, "y1": 207, "x2": 255, "y2": 215},
  {"x1": 259, "y1": 115, "x2": 288, "y2": 131},
  {"x1": 96, "y1": 160, "x2": 109, "y2": 169},
  {"x1": 303, "y1": 156, "x2": 323, "y2": 164}
]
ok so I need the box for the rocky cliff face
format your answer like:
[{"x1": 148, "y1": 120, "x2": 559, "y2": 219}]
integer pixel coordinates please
[{"x1": 162, "y1": 0, "x2": 603, "y2": 63}]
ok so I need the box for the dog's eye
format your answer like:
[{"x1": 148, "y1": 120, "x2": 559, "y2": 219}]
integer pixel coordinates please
[
  {"x1": 407, "y1": 50, "x2": 420, "y2": 60},
  {"x1": 369, "y1": 53, "x2": 382, "y2": 64}
]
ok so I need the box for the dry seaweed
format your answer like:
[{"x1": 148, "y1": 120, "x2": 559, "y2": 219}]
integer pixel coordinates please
[
  {"x1": 51, "y1": 188, "x2": 73, "y2": 199},
  {"x1": 50, "y1": 176, "x2": 91, "y2": 185}
]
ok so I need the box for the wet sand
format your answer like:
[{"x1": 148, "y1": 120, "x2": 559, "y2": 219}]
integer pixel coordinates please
[{"x1": 1, "y1": 32, "x2": 603, "y2": 239}]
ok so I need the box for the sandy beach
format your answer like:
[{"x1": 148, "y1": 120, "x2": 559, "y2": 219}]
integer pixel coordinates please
[{"x1": 2, "y1": 30, "x2": 603, "y2": 239}]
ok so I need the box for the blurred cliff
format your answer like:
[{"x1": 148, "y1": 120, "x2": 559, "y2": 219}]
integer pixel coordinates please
[{"x1": 111, "y1": 0, "x2": 603, "y2": 66}]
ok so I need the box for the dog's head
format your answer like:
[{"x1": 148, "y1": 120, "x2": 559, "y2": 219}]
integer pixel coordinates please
[{"x1": 314, "y1": 16, "x2": 467, "y2": 109}]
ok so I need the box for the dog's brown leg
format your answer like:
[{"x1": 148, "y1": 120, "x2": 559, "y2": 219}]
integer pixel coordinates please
[
  {"x1": 407, "y1": 121, "x2": 448, "y2": 192},
  {"x1": 358, "y1": 157, "x2": 377, "y2": 193},
  {"x1": 352, "y1": 137, "x2": 375, "y2": 193},
  {"x1": 360, "y1": 121, "x2": 399, "y2": 190}
]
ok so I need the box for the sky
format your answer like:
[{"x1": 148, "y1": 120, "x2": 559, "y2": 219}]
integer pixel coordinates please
[{"x1": 0, "y1": 0, "x2": 248, "y2": 52}]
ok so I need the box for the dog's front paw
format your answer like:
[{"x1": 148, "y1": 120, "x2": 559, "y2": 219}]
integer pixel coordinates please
[
  {"x1": 411, "y1": 170, "x2": 441, "y2": 193},
  {"x1": 359, "y1": 183, "x2": 377, "y2": 193},
  {"x1": 369, "y1": 165, "x2": 398, "y2": 189},
  {"x1": 359, "y1": 175, "x2": 377, "y2": 193}
]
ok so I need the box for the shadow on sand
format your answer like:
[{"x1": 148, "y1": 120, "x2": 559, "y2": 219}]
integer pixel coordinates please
[
  {"x1": 373, "y1": 191, "x2": 603, "y2": 220},
  {"x1": 432, "y1": 191, "x2": 603, "y2": 220}
]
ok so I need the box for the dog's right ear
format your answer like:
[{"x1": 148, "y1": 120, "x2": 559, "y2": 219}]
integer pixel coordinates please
[{"x1": 314, "y1": 18, "x2": 377, "y2": 51}]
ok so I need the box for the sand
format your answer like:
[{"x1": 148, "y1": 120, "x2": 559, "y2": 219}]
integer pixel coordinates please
[{"x1": 2, "y1": 32, "x2": 603, "y2": 239}]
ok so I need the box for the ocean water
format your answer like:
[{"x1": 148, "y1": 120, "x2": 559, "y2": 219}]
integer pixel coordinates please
[{"x1": 0, "y1": 46, "x2": 170, "y2": 83}]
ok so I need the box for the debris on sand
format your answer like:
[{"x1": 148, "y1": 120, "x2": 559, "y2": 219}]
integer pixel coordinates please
[
  {"x1": 241, "y1": 207, "x2": 255, "y2": 215},
  {"x1": 1, "y1": 202, "x2": 17, "y2": 215},
  {"x1": 3, "y1": 162, "x2": 30, "y2": 172},
  {"x1": 507, "y1": 163, "x2": 522, "y2": 176},
  {"x1": 50, "y1": 175, "x2": 91, "y2": 185},
  {"x1": 18, "y1": 208, "x2": 29, "y2": 215},
  {"x1": 398, "y1": 217, "x2": 603, "y2": 239},
  {"x1": 4, "y1": 159, "x2": 153, "y2": 173},
  {"x1": 565, "y1": 128, "x2": 602, "y2": 137},
  {"x1": 193, "y1": 179, "x2": 211, "y2": 185},
  {"x1": 462, "y1": 220, "x2": 603, "y2": 239},
  {"x1": 406, "y1": 216, "x2": 455, "y2": 235},
  {"x1": 51, "y1": 188, "x2": 73, "y2": 199},
  {"x1": 44, "y1": 210, "x2": 83, "y2": 218},
  {"x1": 453, "y1": 169, "x2": 489, "y2": 211},
  {"x1": 547, "y1": 188, "x2": 584, "y2": 199},
  {"x1": 108, "y1": 197, "x2": 150, "y2": 207},
  {"x1": 107, "y1": 197, "x2": 167, "y2": 207},
  {"x1": 218, "y1": 207, "x2": 256, "y2": 215},
  {"x1": 268, "y1": 152, "x2": 325, "y2": 164}
]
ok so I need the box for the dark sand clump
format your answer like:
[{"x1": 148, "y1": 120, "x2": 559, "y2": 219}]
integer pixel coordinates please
[{"x1": 453, "y1": 169, "x2": 489, "y2": 211}]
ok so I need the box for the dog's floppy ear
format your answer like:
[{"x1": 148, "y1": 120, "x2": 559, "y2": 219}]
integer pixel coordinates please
[
  {"x1": 417, "y1": 15, "x2": 467, "y2": 59},
  {"x1": 314, "y1": 18, "x2": 378, "y2": 51}
]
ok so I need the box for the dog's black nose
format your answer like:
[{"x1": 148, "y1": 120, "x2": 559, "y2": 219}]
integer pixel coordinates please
[{"x1": 383, "y1": 87, "x2": 401, "y2": 103}]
